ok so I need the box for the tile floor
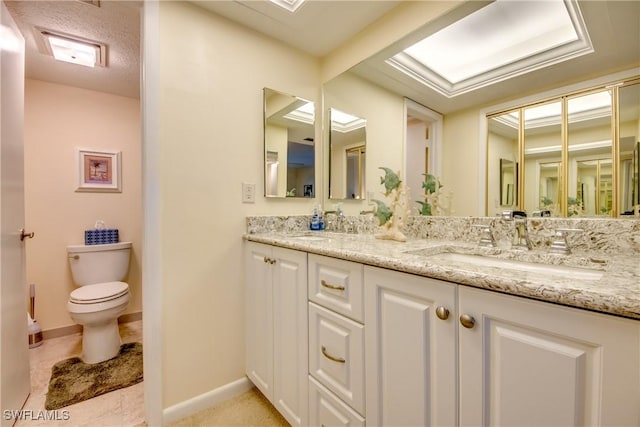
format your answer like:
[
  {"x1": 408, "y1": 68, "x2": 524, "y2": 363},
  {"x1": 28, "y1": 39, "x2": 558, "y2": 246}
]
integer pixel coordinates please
[{"x1": 16, "y1": 320, "x2": 144, "y2": 427}]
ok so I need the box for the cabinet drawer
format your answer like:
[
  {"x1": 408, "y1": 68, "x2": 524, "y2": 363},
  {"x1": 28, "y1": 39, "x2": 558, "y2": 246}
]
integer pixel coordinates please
[
  {"x1": 309, "y1": 376, "x2": 365, "y2": 427},
  {"x1": 309, "y1": 302, "x2": 365, "y2": 415},
  {"x1": 309, "y1": 254, "x2": 363, "y2": 322}
]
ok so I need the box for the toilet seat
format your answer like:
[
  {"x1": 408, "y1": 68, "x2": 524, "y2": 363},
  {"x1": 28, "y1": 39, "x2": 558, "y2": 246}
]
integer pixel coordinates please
[{"x1": 70, "y1": 281, "x2": 129, "y2": 304}]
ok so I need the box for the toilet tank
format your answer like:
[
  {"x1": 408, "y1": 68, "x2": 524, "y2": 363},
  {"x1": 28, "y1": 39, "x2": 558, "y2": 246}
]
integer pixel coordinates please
[{"x1": 66, "y1": 242, "x2": 132, "y2": 286}]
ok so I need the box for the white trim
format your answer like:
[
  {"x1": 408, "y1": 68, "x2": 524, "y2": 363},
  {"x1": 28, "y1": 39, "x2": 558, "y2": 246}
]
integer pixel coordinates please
[
  {"x1": 403, "y1": 98, "x2": 443, "y2": 178},
  {"x1": 163, "y1": 377, "x2": 254, "y2": 424},
  {"x1": 141, "y1": 1, "x2": 163, "y2": 426}
]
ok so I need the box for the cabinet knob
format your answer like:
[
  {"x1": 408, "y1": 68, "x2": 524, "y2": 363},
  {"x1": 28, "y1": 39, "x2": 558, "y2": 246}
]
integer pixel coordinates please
[
  {"x1": 263, "y1": 256, "x2": 276, "y2": 265},
  {"x1": 435, "y1": 306, "x2": 450, "y2": 320},
  {"x1": 460, "y1": 314, "x2": 476, "y2": 329}
]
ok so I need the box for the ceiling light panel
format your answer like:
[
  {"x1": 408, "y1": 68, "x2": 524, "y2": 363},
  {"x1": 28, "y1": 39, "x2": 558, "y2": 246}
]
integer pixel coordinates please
[
  {"x1": 387, "y1": 0, "x2": 593, "y2": 97},
  {"x1": 37, "y1": 28, "x2": 106, "y2": 68}
]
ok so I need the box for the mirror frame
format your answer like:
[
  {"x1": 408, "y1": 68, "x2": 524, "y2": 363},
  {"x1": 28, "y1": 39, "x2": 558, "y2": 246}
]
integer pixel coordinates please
[{"x1": 486, "y1": 76, "x2": 640, "y2": 217}]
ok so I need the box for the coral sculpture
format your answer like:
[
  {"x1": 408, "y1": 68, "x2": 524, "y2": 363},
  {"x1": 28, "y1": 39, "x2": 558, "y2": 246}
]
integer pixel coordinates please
[
  {"x1": 416, "y1": 173, "x2": 452, "y2": 216},
  {"x1": 372, "y1": 167, "x2": 409, "y2": 242}
]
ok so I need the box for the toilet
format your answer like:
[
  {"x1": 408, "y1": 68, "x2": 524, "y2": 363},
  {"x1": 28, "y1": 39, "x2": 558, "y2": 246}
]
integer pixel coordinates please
[{"x1": 66, "y1": 241, "x2": 132, "y2": 364}]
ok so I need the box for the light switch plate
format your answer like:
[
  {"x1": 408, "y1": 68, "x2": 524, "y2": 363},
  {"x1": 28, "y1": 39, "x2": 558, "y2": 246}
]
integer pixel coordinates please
[{"x1": 242, "y1": 183, "x2": 256, "y2": 203}]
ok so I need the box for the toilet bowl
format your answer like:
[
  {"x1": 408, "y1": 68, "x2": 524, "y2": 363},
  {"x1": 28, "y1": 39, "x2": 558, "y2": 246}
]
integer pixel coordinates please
[{"x1": 66, "y1": 242, "x2": 132, "y2": 364}]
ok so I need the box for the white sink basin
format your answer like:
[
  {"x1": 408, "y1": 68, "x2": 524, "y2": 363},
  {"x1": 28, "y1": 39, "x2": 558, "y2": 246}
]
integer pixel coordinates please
[{"x1": 426, "y1": 252, "x2": 603, "y2": 281}]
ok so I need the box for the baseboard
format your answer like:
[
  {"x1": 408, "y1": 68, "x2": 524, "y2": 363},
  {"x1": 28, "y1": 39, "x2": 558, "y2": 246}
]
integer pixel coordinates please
[
  {"x1": 162, "y1": 377, "x2": 253, "y2": 425},
  {"x1": 42, "y1": 311, "x2": 143, "y2": 340}
]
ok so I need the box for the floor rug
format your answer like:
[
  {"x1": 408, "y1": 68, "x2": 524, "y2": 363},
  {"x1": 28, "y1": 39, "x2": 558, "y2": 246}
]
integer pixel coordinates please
[{"x1": 45, "y1": 342, "x2": 143, "y2": 410}]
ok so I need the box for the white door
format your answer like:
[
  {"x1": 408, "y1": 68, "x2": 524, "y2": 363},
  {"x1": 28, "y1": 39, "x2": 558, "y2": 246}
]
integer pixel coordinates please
[{"x1": 0, "y1": 2, "x2": 31, "y2": 425}]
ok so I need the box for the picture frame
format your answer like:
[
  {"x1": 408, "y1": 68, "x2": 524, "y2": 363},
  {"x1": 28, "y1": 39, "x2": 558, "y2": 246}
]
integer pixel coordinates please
[{"x1": 75, "y1": 148, "x2": 122, "y2": 192}]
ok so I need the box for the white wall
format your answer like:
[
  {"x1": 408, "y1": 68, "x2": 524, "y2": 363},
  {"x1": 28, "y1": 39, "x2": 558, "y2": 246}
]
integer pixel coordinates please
[
  {"x1": 157, "y1": 1, "x2": 319, "y2": 408},
  {"x1": 23, "y1": 79, "x2": 142, "y2": 332}
]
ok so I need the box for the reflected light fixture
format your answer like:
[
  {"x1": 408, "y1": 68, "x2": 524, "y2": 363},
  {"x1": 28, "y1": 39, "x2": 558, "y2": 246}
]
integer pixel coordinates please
[
  {"x1": 283, "y1": 101, "x2": 314, "y2": 124},
  {"x1": 331, "y1": 110, "x2": 366, "y2": 133}
]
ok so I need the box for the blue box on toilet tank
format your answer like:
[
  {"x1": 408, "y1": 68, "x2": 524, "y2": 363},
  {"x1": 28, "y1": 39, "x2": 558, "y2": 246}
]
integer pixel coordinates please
[{"x1": 84, "y1": 229, "x2": 119, "y2": 245}]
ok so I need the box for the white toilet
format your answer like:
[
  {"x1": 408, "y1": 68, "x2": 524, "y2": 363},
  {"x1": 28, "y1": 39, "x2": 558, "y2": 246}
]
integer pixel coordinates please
[{"x1": 66, "y1": 241, "x2": 132, "y2": 364}]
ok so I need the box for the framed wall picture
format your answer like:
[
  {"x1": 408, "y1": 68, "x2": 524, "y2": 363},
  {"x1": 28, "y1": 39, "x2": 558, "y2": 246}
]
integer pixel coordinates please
[{"x1": 75, "y1": 148, "x2": 122, "y2": 192}]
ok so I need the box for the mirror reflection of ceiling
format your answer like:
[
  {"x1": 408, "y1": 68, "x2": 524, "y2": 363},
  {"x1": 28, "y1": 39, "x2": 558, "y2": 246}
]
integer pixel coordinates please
[{"x1": 264, "y1": 90, "x2": 315, "y2": 168}]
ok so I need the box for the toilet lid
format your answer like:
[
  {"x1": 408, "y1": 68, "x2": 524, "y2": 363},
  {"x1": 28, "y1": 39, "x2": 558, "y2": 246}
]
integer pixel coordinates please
[{"x1": 70, "y1": 281, "x2": 129, "y2": 304}]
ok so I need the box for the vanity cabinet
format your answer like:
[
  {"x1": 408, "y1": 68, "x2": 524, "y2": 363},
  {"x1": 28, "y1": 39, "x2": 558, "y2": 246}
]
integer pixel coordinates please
[
  {"x1": 246, "y1": 240, "x2": 640, "y2": 427},
  {"x1": 308, "y1": 254, "x2": 365, "y2": 425},
  {"x1": 364, "y1": 265, "x2": 640, "y2": 426},
  {"x1": 458, "y1": 286, "x2": 640, "y2": 426},
  {"x1": 245, "y1": 242, "x2": 308, "y2": 427},
  {"x1": 364, "y1": 266, "x2": 458, "y2": 426}
]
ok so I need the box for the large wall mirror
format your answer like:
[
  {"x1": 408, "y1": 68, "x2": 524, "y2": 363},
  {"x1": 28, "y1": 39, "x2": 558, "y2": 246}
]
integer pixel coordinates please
[
  {"x1": 263, "y1": 88, "x2": 315, "y2": 198},
  {"x1": 329, "y1": 108, "x2": 367, "y2": 199},
  {"x1": 486, "y1": 79, "x2": 640, "y2": 217}
]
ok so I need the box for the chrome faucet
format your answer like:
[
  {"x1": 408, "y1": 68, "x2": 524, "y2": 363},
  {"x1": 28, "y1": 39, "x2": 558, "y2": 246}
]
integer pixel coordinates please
[
  {"x1": 471, "y1": 224, "x2": 496, "y2": 248},
  {"x1": 512, "y1": 217, "x2": 532, "y2": 251},
  {"x1": 324, "y1": 205, "x2": 345, "y2": 230},
  {"x1": 502, "y1": 210, "x2": 531, "y2": 250},
  {"x1": 549, "y1": 228, "x2": 582, "y2": 255}
]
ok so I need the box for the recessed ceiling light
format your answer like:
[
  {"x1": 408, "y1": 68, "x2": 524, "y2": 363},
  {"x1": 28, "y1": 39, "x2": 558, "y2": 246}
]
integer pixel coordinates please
[
  {"x1": 36, "y1": 28, "x2": 106, "y2": 68},
  {"x1": 269, "y1": 0, "x2": 306, "y2": 13},
  {"x1": 387, "y1": 0, "x2": 593, "y2": 98}
]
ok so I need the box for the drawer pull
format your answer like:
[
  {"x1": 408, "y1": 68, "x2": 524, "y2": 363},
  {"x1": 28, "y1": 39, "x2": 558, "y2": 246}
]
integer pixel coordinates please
[
  {"x1": 321, "y1": 346, "x2": 345, "y2": 364},
  {"x1": 321, "y1": 279, "x2": 345, "y2": 291}
]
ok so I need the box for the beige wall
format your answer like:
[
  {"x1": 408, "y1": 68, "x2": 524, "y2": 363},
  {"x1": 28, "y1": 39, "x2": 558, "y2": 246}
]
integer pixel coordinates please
[
  {"x1": 324, "y1": 71, "x2": 404, "y2": 211},
  {"x1": 157, "y1": 1, "x2": 319, "y2": 407},
  {"x1": 442, "y1": 108, "x2": 483, "y2": 216},
  {"x1": 23, "y1": 79, "x2": 142, "y2": 331}
]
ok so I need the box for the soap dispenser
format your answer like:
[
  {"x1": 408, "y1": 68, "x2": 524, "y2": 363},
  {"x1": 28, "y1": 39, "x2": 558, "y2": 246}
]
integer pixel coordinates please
[{"x1": 310, "y1": 205, "x2": 320, "y2": 230}]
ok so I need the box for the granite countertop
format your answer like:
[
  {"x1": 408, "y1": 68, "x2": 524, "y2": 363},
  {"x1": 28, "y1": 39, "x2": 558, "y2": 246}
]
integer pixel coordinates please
[{"x1": 245, "y1": 231, "x2": 640, "y2": 320}]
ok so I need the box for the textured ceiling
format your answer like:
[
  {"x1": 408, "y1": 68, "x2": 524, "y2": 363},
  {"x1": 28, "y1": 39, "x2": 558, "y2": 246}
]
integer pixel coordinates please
[
  {"x1": 5, "y1": 1, "x2": 639, "y2": 111},
  {"x1": 5, "y1": 0, "x2": 140, "y2": 99}
]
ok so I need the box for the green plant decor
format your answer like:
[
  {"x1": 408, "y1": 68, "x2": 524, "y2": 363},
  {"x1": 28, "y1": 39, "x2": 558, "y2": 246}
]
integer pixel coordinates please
[
  {"x1": 567, "y1": 197, "x2": 583, "y2": 217},
  {"x1": 416, "y1": 173, "x2": 452, "y2": 216}
]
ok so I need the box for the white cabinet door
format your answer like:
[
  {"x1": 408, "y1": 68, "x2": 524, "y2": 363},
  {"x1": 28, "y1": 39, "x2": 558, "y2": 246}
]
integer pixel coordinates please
[
  {"x1": 245, "y1": 242, "x2": 274, "y2": 401},
  {"x1": 272, "y1": 246, "x2": 308, "y2": 427},
  {"x1": 364, "y1": 266, "x2": 457, "y2": 427},
  {"x1": 245, "y1": 243, "x2": 309, "y2": 426},
  {"x1": 459, "y1": 286, "x2": 640, "y2": 427}
]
